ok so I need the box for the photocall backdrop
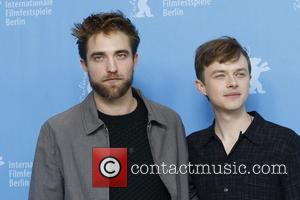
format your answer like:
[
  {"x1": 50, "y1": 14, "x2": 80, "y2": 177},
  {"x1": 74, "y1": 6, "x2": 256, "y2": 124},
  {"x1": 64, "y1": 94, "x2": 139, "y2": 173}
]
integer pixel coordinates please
[{"x1": 1, "y1": 0, "x2": 300, "y2": 198}]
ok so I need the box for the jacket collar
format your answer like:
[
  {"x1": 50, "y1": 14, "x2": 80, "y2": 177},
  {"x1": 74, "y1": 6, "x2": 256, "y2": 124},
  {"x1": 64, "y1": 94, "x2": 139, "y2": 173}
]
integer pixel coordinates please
[
  {"x1": 134, "y1": 88, "x2": 168, "y2": 126},
  {"x1": 80, "y1": 88, "x2": 168, "y2": 135}
]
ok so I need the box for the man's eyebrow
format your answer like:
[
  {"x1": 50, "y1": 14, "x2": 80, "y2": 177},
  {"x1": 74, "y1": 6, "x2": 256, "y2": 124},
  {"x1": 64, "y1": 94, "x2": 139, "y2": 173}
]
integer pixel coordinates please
[
  {"x1": 210, "y1": 68, "x2": 247, "y2": 75},
  {"x1": 89, "y1": 50, "x2": 130, "y2": 57},
  {"x1": 235, "y1": 68, "x2": 248, "y2": 72},
  {"x1": 90, "y1": 52, "x2": 105, "y2": 58},
  {"x1": 115, "y1": 49, "x2": 130, "y2": 54},
  {"x1": 211, "y1": 70, "x2": 226, "y2": 75}
]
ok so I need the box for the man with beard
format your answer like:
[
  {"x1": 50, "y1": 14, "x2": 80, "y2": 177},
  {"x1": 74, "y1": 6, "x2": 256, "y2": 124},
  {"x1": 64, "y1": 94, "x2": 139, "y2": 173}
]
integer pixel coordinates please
[{"x1": 29, "y1": 11, "x2": 188, "y2": 200}]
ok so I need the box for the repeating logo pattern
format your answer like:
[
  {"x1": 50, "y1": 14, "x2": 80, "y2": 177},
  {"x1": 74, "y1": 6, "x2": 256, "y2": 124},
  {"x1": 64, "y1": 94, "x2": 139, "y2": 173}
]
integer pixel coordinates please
[
  {"x1": 3, "y1": 0, "x2": 54, "y2": 26},
  {"x1": 294, "y1": 0, "x2": 300, "y2": 10},
  {"x1": 0, "y1": 156, "x2": 5, "y2": 166},
  {"x1": 250, "y1": 57, "x2": 271, "y2": 94},
  {"x1": 130, "y1": 0, "x2": 212, "y2": 18},
  {"x1": 130, "y1": 0, "x2": 154, "y2": 18},
  {"x1": 78, "y1": 72, "x2": 92, "y2": 101}
]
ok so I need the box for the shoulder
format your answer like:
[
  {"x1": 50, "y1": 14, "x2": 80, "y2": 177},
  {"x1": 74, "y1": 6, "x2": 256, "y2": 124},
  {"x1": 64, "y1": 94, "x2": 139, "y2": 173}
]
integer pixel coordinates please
[
  {"x1": 143, "y1": 96, "x2": 183, "y2": 124},
  {"x1": 40, "y1": 102, "x2": 83, "y2": 135},
  {"x1": 262, "y1": 120, "x2": 299, "y2": 152},
  {"x1": 47, "y1": 103, "x2": 82, "y2": 127},
  {"x1": 263, "y1": 120, "x2": 298, "y2": 140},
  {"x1": 35, "y1": 102, "x2": 83, "y2": 150},
  {"x1": 135, "y1": 88, "x2": 181, "y2": 120},
  {"x1": 187, "y1": 127, "x2": 212, "y2": 148},
  {"x1": 149, "y1": 98, "x2": 179, "y2": 115}
]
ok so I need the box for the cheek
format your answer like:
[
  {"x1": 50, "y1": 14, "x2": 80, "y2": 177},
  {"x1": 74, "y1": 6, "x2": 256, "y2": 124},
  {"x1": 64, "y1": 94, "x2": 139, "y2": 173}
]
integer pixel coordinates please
[
  {"x1": 206, "y1": 82, "x2": 223, "y2": 94},
  {"x1": 242, "y1": 80, "x2": 250, "y2": 89},
  {"x1": 205, "y1": 86, "x2": 222, "y2": 99},
  {"x1": 88, "y1": 67, "x2": 106, "y2": 80},
  {"x1": 119, "y1": 61, "x2": 134, "y2": 73},
  {"x1": 88, "y1": 64, "x2": 104, "y2": 73},
  {"x1": 240, "y1": 81, "x2": 250, "y2": 97}
]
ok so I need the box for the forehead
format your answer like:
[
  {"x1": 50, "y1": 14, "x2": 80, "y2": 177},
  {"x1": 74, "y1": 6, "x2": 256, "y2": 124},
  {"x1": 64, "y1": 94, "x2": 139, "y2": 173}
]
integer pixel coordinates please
[
  {"x1": 86, "y1": 31, "x2": 131, "y2": 54},
  {"x1": 205, "y1": 55, "x2": 249, "y2": 73}
]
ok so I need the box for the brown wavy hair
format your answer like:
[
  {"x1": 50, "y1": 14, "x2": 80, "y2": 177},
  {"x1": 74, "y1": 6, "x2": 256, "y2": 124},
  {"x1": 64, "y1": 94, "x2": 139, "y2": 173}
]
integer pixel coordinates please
[{"x1": 72, "y1": 11, "x2": 140, "y2": 61}]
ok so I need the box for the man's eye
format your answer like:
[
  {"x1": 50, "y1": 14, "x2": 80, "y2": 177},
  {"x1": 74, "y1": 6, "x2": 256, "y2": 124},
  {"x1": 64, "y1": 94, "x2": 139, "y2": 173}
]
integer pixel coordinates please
[
  {"x1": 214, "y1": 74, "x2": 225, "y2": 79},
  {"x1": 116, "y1": 53, "x2": 127, "y2": 59},
  {"x1": 236, "y1": 72, "x2": 246, "y2": 77},
  {"x1": 94, "y1": 56, "x2": 104, "y2": 62}
]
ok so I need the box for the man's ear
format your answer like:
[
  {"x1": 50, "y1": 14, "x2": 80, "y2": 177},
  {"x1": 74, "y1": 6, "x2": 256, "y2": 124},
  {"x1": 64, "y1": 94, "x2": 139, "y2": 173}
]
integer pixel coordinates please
[
  {"x1": 195, "y1": 79, "x2": 207, "y2": 96},
  {"x1": 80, "y1": 59, "x2": 88, "y2": 73}
]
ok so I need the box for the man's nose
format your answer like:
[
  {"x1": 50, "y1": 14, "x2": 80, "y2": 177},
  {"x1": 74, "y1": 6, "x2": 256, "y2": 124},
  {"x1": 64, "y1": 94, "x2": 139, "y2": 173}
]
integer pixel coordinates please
[
  {"x1": 227, "y1": 75, "x2": 238, "y2": 88},
  {"x1": 106, "y1": 57, "x2": 117, "y2": 73}
]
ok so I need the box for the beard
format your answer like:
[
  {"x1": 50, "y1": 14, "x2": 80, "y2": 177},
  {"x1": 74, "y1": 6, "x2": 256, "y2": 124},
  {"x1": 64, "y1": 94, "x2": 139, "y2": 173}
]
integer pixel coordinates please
[{"x1": 88, "y1": 72, "x2": 133, "y2": 101}]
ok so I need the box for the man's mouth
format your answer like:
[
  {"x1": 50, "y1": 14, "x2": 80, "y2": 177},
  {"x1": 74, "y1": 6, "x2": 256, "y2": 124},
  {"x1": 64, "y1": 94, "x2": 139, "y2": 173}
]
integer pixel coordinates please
[
  {"x1": 103, "y1": 77, "x2": 122, "y2": 82},
  {"x1": 224, "y1": 92, "x2": 241, "y2": 97}
]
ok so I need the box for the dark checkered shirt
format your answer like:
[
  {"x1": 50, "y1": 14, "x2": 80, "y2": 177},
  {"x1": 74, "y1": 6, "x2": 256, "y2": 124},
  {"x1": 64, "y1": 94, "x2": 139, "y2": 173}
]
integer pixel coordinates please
[{"x1": 187, "y1": 111, "x2": 300, "y2": 200}]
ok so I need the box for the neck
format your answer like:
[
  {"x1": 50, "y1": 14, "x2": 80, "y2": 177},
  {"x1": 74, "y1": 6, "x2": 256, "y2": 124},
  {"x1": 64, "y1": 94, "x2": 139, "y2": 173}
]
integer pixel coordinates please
[
  {"x1": 213, "y1": 107, "x2": 252, "y2": 141},
  {"x1": 93, "y1": 88, "x2": 137, "y2": 116}
]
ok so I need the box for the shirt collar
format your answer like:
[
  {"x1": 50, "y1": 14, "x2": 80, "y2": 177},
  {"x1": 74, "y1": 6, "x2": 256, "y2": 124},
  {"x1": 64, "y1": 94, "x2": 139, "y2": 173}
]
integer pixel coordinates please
[
  {"x1": 201, "y1": 111, "x2": 266, "y2": 147},
  {"x1": 80, "y1": 87, "x2": 168, "y2": 135},
  {"x1": 242, "y1": 111, "x2": 266, "y2": 145}
]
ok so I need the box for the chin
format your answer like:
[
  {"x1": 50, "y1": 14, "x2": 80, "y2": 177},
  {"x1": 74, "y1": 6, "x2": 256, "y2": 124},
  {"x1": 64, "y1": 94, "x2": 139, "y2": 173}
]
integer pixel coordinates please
[{"x1": 221, "y1": 103, "x2": 244, "y2": 112}]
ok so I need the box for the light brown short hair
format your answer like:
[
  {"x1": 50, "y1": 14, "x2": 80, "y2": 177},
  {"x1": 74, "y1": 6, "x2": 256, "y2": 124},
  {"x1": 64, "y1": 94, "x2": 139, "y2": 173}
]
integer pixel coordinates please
[{"x1": 194, "y1": 36, "x2": 251, "y2": 81}]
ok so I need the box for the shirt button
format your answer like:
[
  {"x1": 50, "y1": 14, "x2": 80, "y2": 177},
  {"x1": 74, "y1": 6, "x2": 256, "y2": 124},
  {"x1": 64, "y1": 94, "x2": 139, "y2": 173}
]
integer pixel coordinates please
[{"x1": 224, "y1": 188, "x2": 229, "y2": 192}]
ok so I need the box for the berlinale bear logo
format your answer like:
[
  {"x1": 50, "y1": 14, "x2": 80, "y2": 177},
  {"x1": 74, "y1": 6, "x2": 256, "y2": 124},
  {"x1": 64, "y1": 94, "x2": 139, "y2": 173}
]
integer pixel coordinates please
[
  {"x1": 294, "y1": 0, "x2": 300, "y2": 10},
  {"x1": 249, "y1": 57, "x2": 271, "y2": 94},
  {"x1": 130, "y1": 0, "x2": 154, "y2": 18}
]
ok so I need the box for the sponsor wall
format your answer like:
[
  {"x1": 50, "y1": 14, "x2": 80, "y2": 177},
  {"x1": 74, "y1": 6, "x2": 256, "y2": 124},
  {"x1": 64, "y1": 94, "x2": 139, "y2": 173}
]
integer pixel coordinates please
[{"x1": 1, "y1": 0, "x2": 299, "y2": 198}]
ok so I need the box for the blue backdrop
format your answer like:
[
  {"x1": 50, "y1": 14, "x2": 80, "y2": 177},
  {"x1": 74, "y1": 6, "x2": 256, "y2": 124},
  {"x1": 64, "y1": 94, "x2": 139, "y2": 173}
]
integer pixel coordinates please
[{"x1": 1, "y1": 0, "x2": 300, "y2": 198}]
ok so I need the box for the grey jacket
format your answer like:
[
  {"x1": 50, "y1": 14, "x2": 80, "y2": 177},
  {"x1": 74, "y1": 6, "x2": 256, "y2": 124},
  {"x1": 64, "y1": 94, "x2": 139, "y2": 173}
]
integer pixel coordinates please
[{"x1": 29, "y1": 90, "x2": 189, "y2": 200}]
